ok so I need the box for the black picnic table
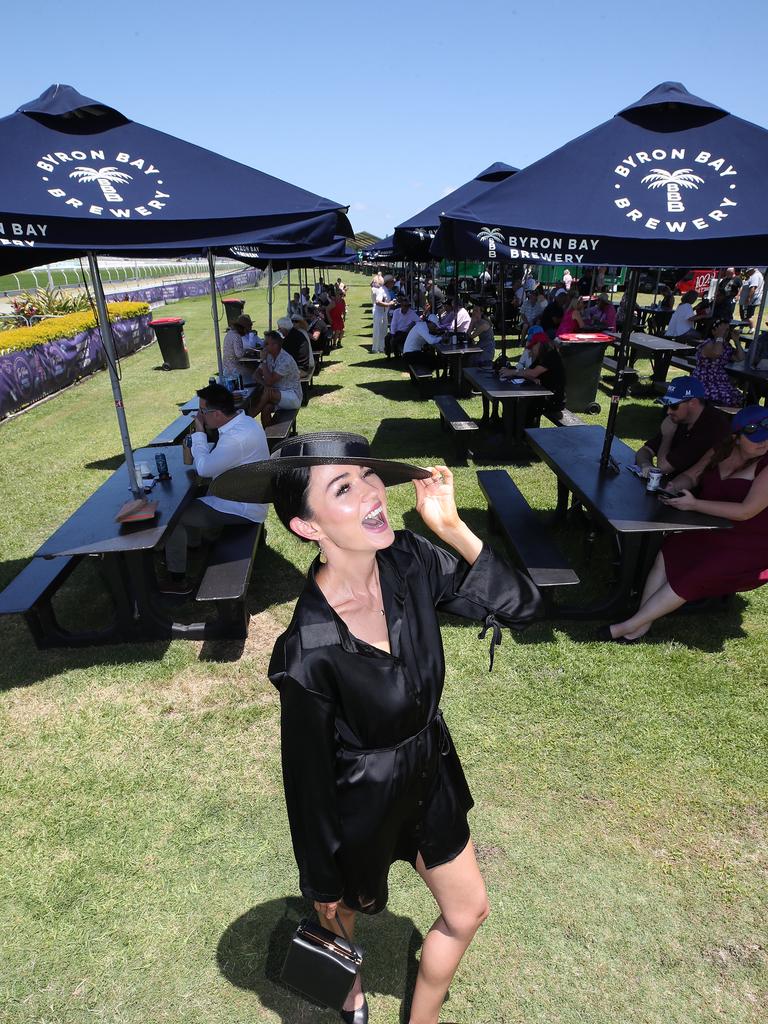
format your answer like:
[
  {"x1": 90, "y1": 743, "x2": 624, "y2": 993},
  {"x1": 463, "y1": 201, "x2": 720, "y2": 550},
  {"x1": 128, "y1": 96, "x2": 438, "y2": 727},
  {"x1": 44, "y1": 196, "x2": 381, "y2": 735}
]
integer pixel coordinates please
[
  {"x1": 726, "y1": 361, "x2": 768, "y2": 405},
  {"x1": 34, "y1": 445, "x2": 204, "y2": 643},
  {"x1": 463, "y1": 366, "x2": 552, "y2": 445},
  {"x1": 524, "y1": 425, "x2": 731, "y2": 618},
  {"x1": 434, "y1": 340, "x2": 484, "y2": 393},
  {"x1": 612, "y1": 332, "x2": 696, "y2": 390}
]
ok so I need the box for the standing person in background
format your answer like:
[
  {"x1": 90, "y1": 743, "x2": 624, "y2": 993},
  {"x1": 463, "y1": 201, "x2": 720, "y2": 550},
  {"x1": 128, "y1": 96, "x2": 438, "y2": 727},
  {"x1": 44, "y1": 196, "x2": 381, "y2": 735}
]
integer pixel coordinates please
[
  {"x1": 372, "y1": 274, "x2": 397, "y2": 354},
  {"x1": 562, "y1": 268, "x2": 573, "y2": 292},
  {"x1": 288, "y1": 292, "x2": 304, "y2": 318},
  {"x1": 328, "y1": 290, "x2": 346, "y2": 347},
  {"x1": 739, "y1": 268, "x2": 764, "y2": 327}
]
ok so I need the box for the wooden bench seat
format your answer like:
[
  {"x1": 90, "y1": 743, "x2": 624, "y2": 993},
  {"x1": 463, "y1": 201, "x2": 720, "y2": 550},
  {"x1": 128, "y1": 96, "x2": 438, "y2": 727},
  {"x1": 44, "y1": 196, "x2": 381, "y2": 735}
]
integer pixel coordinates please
[
  {"x1": 433, "y1": 394, "x2": 479, "y2": 453},
  {"x1": 407, "y1": 362, "x2": 433, "y2": 398},
  {"x1": 477, "y1": 470, "x2": 579, "y2": 589},
  {"x1": 0, "y1": 555, "x2": 82, "y2": 646},
  {"x1": 544, "y1": 408, "x2": 586, "y2": 427},
  {"x1": 264, "y1": 407, "x2": 299, "y2": 450},
  {"x1": 196, "y1": 524, "x2": 263, "y2": 638},
  {"x1": 147, "y1": 414, "x2": 192, "y2": 447}
]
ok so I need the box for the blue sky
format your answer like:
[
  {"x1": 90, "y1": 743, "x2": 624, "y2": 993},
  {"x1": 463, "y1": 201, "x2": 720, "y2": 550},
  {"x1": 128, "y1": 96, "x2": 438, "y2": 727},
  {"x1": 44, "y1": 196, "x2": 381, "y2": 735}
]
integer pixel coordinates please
[{"x1": 6, "y1": 0, "x2": 768, "y2": 239}]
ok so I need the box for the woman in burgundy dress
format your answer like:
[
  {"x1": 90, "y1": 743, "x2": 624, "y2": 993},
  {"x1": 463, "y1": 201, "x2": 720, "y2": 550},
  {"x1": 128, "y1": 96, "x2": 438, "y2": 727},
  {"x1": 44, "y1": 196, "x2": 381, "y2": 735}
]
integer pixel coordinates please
[{"x1": 605, "y1": 406, "x2": 768, "y2": 642}]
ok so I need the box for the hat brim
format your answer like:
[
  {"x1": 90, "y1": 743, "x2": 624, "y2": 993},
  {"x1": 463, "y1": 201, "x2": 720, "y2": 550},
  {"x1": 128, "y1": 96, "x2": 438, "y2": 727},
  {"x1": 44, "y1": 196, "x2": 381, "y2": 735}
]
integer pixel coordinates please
[{"x1": 210, "y1": 456, "x2": 432, "y2": 504}]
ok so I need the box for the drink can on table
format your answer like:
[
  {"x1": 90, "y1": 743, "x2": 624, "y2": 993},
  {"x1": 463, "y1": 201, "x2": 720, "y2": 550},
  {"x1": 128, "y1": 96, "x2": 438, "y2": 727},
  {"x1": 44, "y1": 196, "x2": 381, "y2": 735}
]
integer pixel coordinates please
[
  {"x1": 154, "y1": 452, "x2": 170, "y2": 480},
  {"x1": 646, "y1": 468, "x2": 663, "y2": 492}
]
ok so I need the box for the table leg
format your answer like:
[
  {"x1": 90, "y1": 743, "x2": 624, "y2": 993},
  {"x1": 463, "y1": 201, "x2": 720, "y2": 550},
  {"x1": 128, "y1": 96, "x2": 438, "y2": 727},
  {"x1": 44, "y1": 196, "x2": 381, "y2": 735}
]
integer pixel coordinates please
[
  {"x1": 555, "y1": 479, "x2": 570, "y2": 521},
  {"x1": 652, "y1": 351, "x2": 673, "y2": 385},
  {"x1": 550, "y1": 532, "x2": 646, "y2": 620}
]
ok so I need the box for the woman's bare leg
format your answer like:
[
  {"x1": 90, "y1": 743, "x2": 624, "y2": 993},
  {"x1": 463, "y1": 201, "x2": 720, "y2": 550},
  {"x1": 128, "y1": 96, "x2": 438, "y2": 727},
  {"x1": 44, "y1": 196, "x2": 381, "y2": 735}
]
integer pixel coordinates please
[
  {"x1": 610, "y1": 564, "x2": 686, "y2": 639},
  {"x1": 325, "y1": 902, "x2": 364, "y2": 1012},
  {"x1": 610, "y1": 551, "x2": 668, "y2": 639},
  {"x1": 409, "y1": 841, "x2": 490, "y2": 1024}
]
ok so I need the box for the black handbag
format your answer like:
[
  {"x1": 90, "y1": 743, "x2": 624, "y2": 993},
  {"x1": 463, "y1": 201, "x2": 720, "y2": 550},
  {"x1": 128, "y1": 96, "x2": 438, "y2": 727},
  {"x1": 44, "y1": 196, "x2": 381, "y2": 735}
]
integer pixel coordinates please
[{"x1": 280, "y1": 913, "x2": 363, "y2": 1010}]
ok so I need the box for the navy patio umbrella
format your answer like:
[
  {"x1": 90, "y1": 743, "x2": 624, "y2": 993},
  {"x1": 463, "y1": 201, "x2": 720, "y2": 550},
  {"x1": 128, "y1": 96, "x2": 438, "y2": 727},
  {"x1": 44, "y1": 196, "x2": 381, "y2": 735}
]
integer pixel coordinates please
[
  {"x1": 359, "y1": 234, "x2": 396, "y2": 261},
  {"x1": 437, "y1": 83, "x2": 768, "y2": 267},
  {"x1": 0, "y1": 84, "x2": 350, "y2": 495},
  {"x1": 394, "y1": 162, "x2": 518, "y2": 261},
  {"x1": 438, "y1": 82, "x2": 768, "y2": 468}
]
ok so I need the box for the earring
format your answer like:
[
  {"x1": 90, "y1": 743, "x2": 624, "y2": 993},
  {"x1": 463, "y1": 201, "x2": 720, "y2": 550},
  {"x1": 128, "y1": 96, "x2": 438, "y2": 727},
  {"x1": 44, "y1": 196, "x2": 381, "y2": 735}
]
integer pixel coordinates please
[{"x1": 318, "y1": 543, "x2": 327, "y2": 565}]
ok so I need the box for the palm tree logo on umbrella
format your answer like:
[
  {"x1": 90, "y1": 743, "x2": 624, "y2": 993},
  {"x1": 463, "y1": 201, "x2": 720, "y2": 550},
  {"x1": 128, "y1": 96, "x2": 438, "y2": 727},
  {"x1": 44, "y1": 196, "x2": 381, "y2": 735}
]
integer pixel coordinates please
[
  {"x1": 476, "y1": 227, "x2": 505, "y2": 243},
  {"x1": 476, "y1": 226, "x2": 505, "y2": 256},
  {"x1": 68, "y1": 166, "x2": 134, "y2": 204},
  {"x1": 640, "y1": 167, "x2": 704, "y2": 213}
]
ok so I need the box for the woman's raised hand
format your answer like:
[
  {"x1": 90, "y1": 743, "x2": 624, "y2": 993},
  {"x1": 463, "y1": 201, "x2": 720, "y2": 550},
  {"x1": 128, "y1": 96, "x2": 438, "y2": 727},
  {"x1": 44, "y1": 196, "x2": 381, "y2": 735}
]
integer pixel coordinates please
[{"x1": 413, "y1": 466, "x2": 461, "y2": 535}]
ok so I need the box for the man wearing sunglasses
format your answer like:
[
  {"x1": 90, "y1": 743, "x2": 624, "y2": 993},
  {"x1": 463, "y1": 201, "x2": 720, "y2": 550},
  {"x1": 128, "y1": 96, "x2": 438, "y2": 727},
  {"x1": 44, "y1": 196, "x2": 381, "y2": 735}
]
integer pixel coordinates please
[
  {"x1": 161, "y1": 383, "x2": 269, "y2": 593},
  {"x1": 634, "y1": 376, "x2": 731, "y2": 478}
]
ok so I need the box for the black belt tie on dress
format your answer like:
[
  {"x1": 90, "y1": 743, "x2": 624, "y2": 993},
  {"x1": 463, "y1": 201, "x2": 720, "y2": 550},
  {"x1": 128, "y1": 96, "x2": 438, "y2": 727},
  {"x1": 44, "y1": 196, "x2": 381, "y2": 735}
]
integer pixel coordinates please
[
  {"x1": 343, "y1": 709, "x2": 451, "y2": 757},
  {"x1": 478, "y1": 613, "x2": 503, "y2": 672}
]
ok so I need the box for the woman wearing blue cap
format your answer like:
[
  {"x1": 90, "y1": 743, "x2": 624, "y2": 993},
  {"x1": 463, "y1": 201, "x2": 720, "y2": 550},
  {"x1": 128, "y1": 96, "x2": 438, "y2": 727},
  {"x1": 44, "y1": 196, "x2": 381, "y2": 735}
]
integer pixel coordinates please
[{"x1": 605, "y1": 406, "x2": 768, "y2": 642}]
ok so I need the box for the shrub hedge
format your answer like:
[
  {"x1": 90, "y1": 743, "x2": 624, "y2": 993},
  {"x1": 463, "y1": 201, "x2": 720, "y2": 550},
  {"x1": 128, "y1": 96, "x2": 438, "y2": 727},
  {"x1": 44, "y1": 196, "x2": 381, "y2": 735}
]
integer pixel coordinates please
[{"x1": 0, "y1": 302, "x2": 150, "y2": 355}]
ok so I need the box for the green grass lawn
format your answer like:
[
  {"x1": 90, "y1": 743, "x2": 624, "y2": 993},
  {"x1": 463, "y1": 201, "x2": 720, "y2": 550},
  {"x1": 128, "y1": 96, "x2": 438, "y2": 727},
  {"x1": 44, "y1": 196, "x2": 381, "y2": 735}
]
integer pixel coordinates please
[{"x1": 0, "y1": 276, "x2": 766, "y2": 1024}]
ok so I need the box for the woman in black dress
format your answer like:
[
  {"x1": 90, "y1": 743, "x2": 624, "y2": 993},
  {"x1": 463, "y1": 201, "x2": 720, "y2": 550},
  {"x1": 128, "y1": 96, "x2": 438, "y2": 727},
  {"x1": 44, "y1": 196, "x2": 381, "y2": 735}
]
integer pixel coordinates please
[{"x1": 216, "y1": 433, "x2": 542, "y2": 1023}]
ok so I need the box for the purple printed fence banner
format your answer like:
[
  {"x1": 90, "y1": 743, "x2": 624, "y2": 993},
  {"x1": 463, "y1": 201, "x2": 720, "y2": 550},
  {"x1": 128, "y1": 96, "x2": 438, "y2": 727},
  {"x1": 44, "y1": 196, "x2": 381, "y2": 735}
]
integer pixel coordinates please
[
  {"x1": 114, "y1": 268, "x2": 260, "y2": 305},
  {"x1": 0, "y1": 267, "x2": 261, "y2": 418},
  {"x1": 0, "y1": 315, "x2": 152, "y2": 419}
]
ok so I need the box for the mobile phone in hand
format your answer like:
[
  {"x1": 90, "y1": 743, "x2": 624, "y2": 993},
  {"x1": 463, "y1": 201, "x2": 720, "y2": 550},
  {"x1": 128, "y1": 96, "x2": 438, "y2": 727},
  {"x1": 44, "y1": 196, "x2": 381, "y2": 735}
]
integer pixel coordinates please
[{"x1": 657, "y1": 488, "x2": 682, "y2": 499}]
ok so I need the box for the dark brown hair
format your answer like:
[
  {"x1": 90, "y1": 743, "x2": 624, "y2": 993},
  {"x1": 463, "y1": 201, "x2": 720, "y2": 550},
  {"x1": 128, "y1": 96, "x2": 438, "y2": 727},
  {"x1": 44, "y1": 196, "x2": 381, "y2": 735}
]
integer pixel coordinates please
[{"x1": 273, "y1": 466, "x2": 313, "y2": 540}]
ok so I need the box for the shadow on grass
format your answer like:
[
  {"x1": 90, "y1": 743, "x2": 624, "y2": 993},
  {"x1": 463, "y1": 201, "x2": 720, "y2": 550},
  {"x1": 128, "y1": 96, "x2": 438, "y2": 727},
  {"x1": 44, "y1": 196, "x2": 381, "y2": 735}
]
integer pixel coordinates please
[
  {"x1": 371, "y1": 416, "x2": 466, "y2": 465},
  {"x1": 247, "y1": 544, "x2": 308, "y2": 615},
  {"x1": 84, "y1": 454, "x2": 125, "y2": 472},
  {"x1": 348, "y1": 357, "x2": 404, "y2": 372},
  {"x1": 307, "y1": 384, "x2": 343, "y2": 399},
  {"x1": 357, "y1": 379, "x2": 426, "y2": 404},
  {"x1": 217, "y1": 895, "x2": 423, "y2": 1023}
]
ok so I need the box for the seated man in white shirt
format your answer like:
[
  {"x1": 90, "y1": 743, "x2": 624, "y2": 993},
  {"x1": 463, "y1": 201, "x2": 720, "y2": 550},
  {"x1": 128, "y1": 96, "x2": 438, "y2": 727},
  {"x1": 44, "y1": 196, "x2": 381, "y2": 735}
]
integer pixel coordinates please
[
  {"x1": 666, "y1": 292, "x2": 705, "y2": 341},
  {"x1": 251, "y1": 330, "x2": 303, "y2": 424},
  {"x1": 162, "y1": 383, "x2": 269, "y2": 593},
  {"x1": 402, "y1": 313, "x2": 442, "y2": 365},
  {"x1": 387, "y1": 295, "x2": 420, "y2": 358}
]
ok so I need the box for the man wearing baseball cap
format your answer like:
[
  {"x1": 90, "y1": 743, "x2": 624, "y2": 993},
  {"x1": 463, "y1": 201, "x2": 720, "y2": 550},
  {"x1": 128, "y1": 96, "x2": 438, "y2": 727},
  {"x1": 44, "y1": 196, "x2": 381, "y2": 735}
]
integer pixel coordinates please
[{"x1": 635, "y1": 375, "x2": 731, "y2": 478}]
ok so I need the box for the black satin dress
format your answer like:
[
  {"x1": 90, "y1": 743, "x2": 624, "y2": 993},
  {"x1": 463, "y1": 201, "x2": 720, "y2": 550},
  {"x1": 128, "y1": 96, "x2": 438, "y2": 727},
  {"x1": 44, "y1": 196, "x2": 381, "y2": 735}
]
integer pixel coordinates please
[{"x1": 268, "y1": 530, "x2": 542, "y2": 914}]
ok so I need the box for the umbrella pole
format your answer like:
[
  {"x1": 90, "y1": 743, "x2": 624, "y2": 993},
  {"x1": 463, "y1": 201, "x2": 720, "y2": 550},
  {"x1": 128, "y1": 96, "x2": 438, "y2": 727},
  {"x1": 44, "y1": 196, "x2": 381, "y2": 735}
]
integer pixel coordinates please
[
  {"x1": 268, "y1": 260, "x2": 274, "y2": 331},
  {"x1": 87, "y1": 251, "x2": 141, "y2": 499},
  {"x1": 207, "y1": 249, "x2": 223, "y2": 379},
  {"x1": 652, "y1": 267, "x2": 661, "y2": 306},
  {"x1": 500, "y1": 261, "x2": 506, "y2": 361},
  {"x1": 748, "y1": 284, "x2": 768, "y2": 366},
  {"x1": 600, "y1": 267, "x2": 640, "y2": 473},
  {"x1": 287, "y1": 263, "x2": 291, "y2": 317}
]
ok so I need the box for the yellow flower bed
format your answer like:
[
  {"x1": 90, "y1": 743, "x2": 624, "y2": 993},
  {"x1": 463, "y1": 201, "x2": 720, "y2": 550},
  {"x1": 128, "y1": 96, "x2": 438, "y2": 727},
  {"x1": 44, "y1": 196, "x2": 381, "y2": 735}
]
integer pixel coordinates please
[{"x1": 0, "y1": 302, "x2": 150, "y2": 355}]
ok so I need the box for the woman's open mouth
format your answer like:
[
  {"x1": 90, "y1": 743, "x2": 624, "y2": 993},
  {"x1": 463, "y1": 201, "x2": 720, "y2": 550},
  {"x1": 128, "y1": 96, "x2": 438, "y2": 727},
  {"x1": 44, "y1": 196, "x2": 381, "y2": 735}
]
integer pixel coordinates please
[{"x1": 361, "y1": 502, "x2": 389, "y2": 532}]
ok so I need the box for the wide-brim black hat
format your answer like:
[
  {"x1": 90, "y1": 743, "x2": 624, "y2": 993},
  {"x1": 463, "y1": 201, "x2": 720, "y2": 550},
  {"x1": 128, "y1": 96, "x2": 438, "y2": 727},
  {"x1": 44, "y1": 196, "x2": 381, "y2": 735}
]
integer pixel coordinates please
[{"x1": 209, "y1": 432, "x2": 432, "y2": 503}]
